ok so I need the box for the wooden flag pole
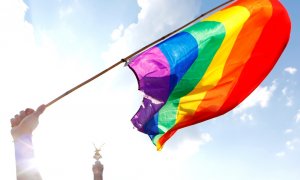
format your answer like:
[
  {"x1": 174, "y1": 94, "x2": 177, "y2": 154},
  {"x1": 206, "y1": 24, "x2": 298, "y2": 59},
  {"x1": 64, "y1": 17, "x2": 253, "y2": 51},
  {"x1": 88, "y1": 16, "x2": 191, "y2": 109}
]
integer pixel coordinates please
[
  {"x1": 45, "y1": 59, "x2": 126, "y2": 107},
  {"x1": 45, "y1": 0, "x2": 235, "y2": 108}
]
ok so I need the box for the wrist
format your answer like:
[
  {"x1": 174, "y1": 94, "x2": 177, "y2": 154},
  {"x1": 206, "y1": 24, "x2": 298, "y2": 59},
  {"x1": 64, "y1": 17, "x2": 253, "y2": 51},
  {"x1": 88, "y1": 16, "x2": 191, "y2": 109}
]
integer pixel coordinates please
[
  {"x1": 14, "y1": 134, "x2": 34, "y2": 161},
  {"x1": 11, "y1": 126, "x2": 33, "y2": 141},
  {"x1": 94, "y1": 174, "x2": 103, "y2": 180},
  {"x1": 13, "y1": 133, "x2": 33, "y2": 142}
]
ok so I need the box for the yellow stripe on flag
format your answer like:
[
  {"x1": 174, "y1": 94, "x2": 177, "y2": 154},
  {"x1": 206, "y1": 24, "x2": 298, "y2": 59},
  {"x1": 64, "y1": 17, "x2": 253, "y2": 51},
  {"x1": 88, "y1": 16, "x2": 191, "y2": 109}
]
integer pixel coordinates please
[{"x1": 176, "y1": 6, "x2": 250, "y2": 123}]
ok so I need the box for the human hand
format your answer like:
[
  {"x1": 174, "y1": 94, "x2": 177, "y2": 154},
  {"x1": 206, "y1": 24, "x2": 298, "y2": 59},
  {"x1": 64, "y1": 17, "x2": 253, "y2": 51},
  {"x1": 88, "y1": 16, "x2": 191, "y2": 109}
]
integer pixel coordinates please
[{"x1": 10, "y1": 104, "x2": 46, "y2": 140}]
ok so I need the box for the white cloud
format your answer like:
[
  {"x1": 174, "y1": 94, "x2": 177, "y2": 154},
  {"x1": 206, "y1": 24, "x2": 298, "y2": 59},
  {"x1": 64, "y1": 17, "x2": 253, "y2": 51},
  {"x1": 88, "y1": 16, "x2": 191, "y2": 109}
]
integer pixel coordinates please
[
  {"x1": 111, "y1": 24, "x2": 125, "y2": 41},
  {"x1": 286, "y1": 138, "x2": 300, "y2": 151},
  {"x1": 282, "y1": 87, "x2": 288, "y2": 95},
  {"x1": 240, "y1": 113, "x2": 254, "y2": 123},
  {"x1": 276, "y1": 138, "x2": 300, "y2": 158},
  {"x1": 165, "y1": 133, "x2": 212, "y2": 160},
  {"x1": 275, "y1": 151, "x2": 286, "y2": 158},
  {"x1": 296, "y1": 110, "x2": 300, "y2": 123},
  {"x1": 284, "y1": 67, "x2": 297, "y2": 75},
  {"x1": 286, "y1": 97, "x2": 293, "y2": 107},
  {"x1": 163, "y1": 124, "x2": 213, "y2": 159},
  {"x1": 101, "y1": 0, "x2": 201, "y2": 63},
  {"x1": 59, "y1": 6, "x2": 73, "y2": 18},
  {"x1": 58, "y1": 0, "x2": 79, "y2": 19},
  {"x1": 285, "y1": 129, "x2": 293, "y2": 134},
  {"x1": 234, "y1": 81, "x2": 277, "y2": 113},
  {"x1": 281, "y1": 87, "x2": 294, "y2": 107}
]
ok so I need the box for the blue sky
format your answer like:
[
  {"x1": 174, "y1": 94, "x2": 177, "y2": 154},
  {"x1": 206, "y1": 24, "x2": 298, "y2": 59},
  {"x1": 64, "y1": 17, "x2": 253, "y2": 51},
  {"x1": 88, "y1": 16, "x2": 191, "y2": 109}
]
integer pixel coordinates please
[{"x1": 0, "y1": 0, "x2": 299, "y2": 180}]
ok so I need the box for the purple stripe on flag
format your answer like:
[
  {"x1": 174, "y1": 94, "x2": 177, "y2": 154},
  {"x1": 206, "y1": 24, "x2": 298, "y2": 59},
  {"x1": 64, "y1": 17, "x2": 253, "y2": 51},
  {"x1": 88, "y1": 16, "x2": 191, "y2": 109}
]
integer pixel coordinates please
[
  {"x1": 129, "y1": 46, "x2": 170, "y2": 131},
  {"x1": 129, "y1": 46, "x2": 171, "y2": 102}
]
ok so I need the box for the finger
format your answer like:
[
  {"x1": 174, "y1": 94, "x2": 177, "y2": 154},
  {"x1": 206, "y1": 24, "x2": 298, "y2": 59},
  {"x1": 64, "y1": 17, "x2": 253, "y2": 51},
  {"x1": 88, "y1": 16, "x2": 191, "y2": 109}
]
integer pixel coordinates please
[
  {"x1": 10, "y1": 118, "x2": 17, "y2": 127},
  {"x1": 25, "y1": 108, "x2": 34, "y2": 116},
  {"x1": 14, "y1": 114, "x2": 19, "y2": 119},
  {"x1": 19, "y1": 110, "x2": 26, "y2": 120},
  {"x1": 13, "y1": 114, "x2": 22, "y2": 126}
]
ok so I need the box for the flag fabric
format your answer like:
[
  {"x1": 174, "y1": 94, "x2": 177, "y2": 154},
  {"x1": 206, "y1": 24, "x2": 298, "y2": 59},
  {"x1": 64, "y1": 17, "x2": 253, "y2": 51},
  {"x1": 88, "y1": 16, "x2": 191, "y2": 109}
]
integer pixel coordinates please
[{"x1": 128, "y1": 0, "x2": 291, "y2": 150}]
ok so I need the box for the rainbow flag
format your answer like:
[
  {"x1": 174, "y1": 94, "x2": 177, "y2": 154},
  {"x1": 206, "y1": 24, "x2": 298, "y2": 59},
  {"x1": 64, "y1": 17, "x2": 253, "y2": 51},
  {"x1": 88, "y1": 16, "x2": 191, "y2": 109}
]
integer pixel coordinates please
[{"x1": 129, "y1": 0, "x2": 291, "y2": 150}]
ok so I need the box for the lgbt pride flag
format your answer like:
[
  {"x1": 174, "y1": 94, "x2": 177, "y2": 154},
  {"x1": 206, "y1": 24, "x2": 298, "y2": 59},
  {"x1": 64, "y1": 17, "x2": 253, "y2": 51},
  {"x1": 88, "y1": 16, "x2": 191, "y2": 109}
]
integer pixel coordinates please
[{"x1": 129, "y1": 0, "x2": 291, "y2": 150}]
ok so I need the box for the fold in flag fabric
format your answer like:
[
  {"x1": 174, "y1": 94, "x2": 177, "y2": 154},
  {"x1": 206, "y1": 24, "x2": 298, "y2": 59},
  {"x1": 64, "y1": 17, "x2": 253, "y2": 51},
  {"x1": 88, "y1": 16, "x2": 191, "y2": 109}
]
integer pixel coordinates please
[{"x1": 128, "y1": 0, "x2": 291, "y2": 150}]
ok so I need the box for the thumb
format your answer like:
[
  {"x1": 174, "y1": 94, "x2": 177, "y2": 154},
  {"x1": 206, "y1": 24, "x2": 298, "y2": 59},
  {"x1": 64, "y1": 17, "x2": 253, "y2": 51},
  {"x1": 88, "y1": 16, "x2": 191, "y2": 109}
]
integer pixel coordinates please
[{"x1": 35, "y1": 104, "x2": 46, "y2": 116}]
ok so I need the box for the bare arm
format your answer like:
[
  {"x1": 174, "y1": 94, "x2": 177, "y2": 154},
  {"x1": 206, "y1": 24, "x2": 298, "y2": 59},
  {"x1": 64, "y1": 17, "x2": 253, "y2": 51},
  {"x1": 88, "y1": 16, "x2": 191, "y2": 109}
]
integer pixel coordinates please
[
  {"x1": 93, "y1": 161, "x2": 104, "y2": 180},
  {"x1": 11, "y1": 105, "x2": 46, "y2": 180}
]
